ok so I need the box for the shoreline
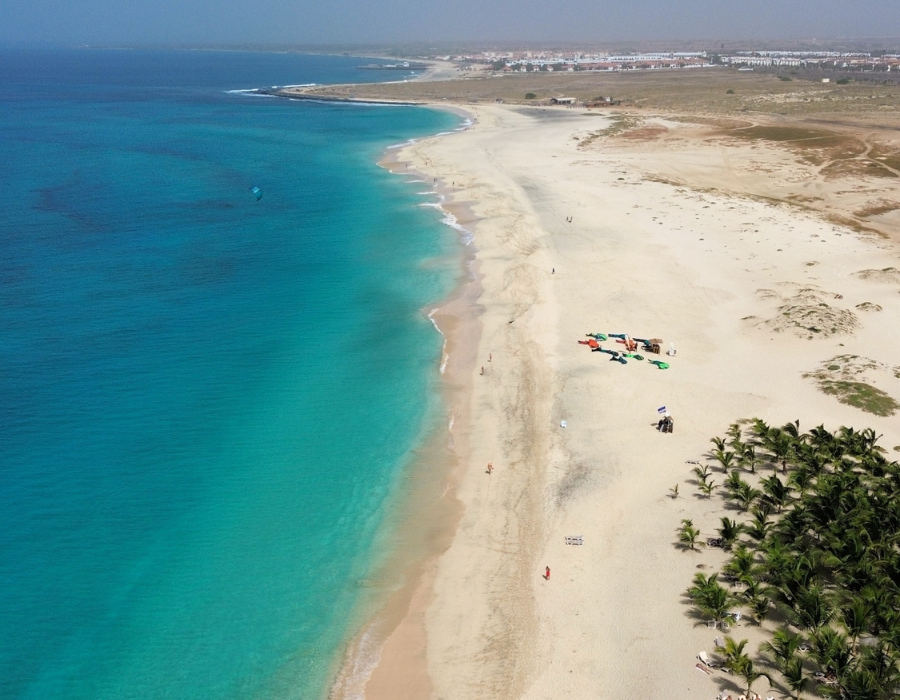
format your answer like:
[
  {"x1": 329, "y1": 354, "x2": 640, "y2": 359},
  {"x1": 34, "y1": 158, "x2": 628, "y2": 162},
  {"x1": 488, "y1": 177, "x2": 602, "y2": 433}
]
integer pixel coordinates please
[
  {"x1": 327, "y1": 106, "x2": 484, "y2": 700},
  {"x1": 258, "y1": 88, "x2": 427, "y2": 105}
]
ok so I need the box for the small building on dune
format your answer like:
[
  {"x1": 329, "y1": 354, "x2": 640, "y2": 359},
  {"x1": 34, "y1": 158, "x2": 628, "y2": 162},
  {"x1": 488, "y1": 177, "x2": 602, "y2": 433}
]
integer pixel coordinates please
[{"x1": 550, "y1": 97, "x2": 577, "y2": 105}]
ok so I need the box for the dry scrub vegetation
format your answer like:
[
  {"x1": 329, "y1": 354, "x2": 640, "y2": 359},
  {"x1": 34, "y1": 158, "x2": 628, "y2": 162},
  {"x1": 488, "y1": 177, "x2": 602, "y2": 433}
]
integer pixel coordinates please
[
  {"x1": 285, "y1": 70, "x2": 900, "y2": 121},
  {"x1": 804, "y1": 355, "x2": 900, "y2": 417},
  {"x1": 748, "y1": 285, "x2": 859, "y2": 339}
]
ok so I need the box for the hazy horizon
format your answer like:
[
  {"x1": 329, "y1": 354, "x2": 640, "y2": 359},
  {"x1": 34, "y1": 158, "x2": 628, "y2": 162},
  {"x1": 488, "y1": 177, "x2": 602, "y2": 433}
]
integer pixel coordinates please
[{"x1": 2, "y1": 0, "x2": 900, "y2": 49}]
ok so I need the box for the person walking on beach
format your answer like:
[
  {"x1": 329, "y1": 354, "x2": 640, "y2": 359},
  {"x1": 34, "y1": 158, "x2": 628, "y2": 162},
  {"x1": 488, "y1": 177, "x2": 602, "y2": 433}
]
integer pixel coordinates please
[
  {"x1": 488, "y1": 353, "x2": 492, "y2": 363},
  {"x1": 544, "y1": 566, "x2": 550, "y2": 580},
  {"x1": 480, "y1": 366, "x2": 485, "y2": 376},
  {"x1": 487, "y1": 462, "x2": 493, "y2": 475}
]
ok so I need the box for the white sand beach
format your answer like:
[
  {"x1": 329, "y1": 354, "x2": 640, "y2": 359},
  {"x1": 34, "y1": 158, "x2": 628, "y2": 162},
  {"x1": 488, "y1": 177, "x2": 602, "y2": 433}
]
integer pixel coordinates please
[{"x1": 339, "y1": 104, "x2": 900, "y2": 700}]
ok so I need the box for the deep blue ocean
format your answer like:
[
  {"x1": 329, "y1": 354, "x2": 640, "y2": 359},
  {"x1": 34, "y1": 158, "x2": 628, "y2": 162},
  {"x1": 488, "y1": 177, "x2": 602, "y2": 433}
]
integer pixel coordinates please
[{"x1": 0, "y1": 49, "x2": 460, "y2": 699}]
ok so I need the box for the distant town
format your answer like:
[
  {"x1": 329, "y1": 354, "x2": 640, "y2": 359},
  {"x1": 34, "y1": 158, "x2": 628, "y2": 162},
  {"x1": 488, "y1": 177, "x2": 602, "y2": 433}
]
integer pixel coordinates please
[{"x1": 425, "y1": 49, "x2": 900, "y2": 75}]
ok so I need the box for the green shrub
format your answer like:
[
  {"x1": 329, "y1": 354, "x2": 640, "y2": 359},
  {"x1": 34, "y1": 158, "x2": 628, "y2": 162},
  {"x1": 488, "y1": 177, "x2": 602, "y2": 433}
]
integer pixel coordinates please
[{"x1": 525, "y1": 92, "x2": 537, "y2": 100}]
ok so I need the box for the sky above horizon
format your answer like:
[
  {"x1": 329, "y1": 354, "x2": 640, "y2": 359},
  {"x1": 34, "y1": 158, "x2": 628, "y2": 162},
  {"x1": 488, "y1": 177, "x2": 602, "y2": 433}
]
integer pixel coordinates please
[{"x1": 1, "y1": 0, "x2": 899, "y2": 46}]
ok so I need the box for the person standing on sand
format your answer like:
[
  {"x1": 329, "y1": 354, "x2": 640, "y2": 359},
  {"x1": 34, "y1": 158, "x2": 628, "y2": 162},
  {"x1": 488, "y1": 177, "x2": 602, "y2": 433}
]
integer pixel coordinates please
[
  {"x1": 488, "y1": 353, "x2": 492, "y2": 362},
  {"x1": 480, "y1": 366, "x2": 485, "y2": 376},
  {"x1": 487, "y1": 462, "x2": 492, "y2": 475},
  {"x1": 544, "y1": 566, "x2": 550, "y2": 580}
]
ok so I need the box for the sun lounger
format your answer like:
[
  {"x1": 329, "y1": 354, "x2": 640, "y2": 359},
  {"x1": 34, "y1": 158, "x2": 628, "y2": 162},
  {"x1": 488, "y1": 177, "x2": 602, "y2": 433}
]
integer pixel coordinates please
[
  {"x1": 697, "y1": 651, "x2": 718, "y2": 668},
  {"x1": 707, "y1": 537, "x2": 724, "y2": 548},
  {"x1": 565, "y1": 536, "x2": 584, "y2": 545},
  {"x1": 714, "y1": 636, "x2": 724, "y2": 649}
]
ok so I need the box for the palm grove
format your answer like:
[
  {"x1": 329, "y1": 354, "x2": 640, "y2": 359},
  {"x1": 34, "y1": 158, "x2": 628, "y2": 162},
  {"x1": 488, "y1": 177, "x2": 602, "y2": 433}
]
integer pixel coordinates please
[{"x1": 679, "y1": 419, "x2": 900, "y2": 699}]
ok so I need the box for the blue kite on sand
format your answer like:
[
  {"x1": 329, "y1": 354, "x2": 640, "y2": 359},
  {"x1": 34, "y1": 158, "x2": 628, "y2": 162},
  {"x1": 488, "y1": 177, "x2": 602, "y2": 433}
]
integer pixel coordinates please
[{"x1": 249, "y1": 185, "x2": 262, "y2": 201}]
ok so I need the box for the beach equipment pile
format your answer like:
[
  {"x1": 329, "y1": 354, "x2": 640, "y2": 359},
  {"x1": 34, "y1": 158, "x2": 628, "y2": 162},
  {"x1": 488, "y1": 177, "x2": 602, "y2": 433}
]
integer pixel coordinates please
[{"x1": 577, "y1": 332, "x2": 671, "y2": 368}]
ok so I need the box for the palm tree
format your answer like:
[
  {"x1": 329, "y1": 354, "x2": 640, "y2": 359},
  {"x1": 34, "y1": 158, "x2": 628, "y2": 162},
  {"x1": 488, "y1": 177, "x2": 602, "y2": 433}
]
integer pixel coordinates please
[
  {"x1": 725, "y1": 469, "x2": 746, "y2": 495},
  {"x1": 793, "y1": 586, "x2": 835, "y2": 633},
  {"x1": 736, "y1": 482, "x2": 763, "y2": 512},
  {"x1": 761, "y1": 474, "x2": 791, "y2": 512},
  {"x1": 765, "y1": 428, "x2": 796, "y2": 473},
  {"x1": 762, "y1": 628, "x2": 804, "y2": 669},
  {"x1": 703, "y1": 585, "x2": 734, "y2": 625},
  {"x1": 725, "y1": 543, "x2": 755, "y2": 577},
  {"x1": 838, "y1": 426, "x2": 865, "y2": 456},
  {"x1": 746, "y1": 506, "x2": 772, "y2": 541},
  {"x1": 808, "y1": 424, "x2": 833, "y2": 450},
  {"x1": 782, "y1": 655, "x2": 808, "y2": 700},
  {"x1": 692, "y1": 464, "x2": 711, "y2": 482},
  {"x1": 745, "y1": 519, "x2": 770, "y2": 542},
  {"x1": 842, "y1": 598, "x2": 874, "y2": 653},
  {"x1": 689, "y1": 572, "x2": 719, "y2": 592},
  {"x1": 678, "y1": 519, "x2": 701, "y2": 551},
  {"x1": 714, "y1": 449, "x2": 737, "y2": 472},
  {"x1": 698, "y1": 479, "x2": 718, "y2": 498},
  {"x1": 719, "y1": 518, "x2": 745, "y2": 550},
  {"x1": 749, "y1": 595, "x2": 772, "y2": 625},
  {"x1": 739, "y1": 659, "x2": 772, "y2": 696},
  {"x1": 859, "y1": 427, "x2": 882, "y2": 453},
  {"x1": 691, "y1": 576, "x2": 734, "y2": 625},
  {"x1": 751, "y1": 418, "x2": 771, "y2": 441},
  {"x1": 834, "y1": 668, "x2": 880, "y2": 700},
  {"x1": 716, "y1": 636, "x2": 749, "y2": 673},
  {"x1": 858, "y1": 644, "x2": 900, "y2": 695},
  {"x1": 740, "y1": 444, "x2": 759, "y2": 474},
  {"x1": 811, "y1": 627, "x2": 852, "y2": 679},
  {"x1": 788, "y1": 465, "x2": 815, "y2": 495},
  {"x1": 880, "y1": 615, "x2": 900, "y2": 656},
  {"x1": 782, "y1": 420, "x2": 801, "y2": 439},
  {"x1": 711, "y1": 435, "x2": 727, "y2": 453}
]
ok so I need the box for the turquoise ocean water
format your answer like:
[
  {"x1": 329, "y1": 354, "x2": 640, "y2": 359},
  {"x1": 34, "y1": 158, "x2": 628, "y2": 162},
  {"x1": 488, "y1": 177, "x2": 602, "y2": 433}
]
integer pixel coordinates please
[{"x1": 0, "y1": 49, "x2": 460, "y2": 699}]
